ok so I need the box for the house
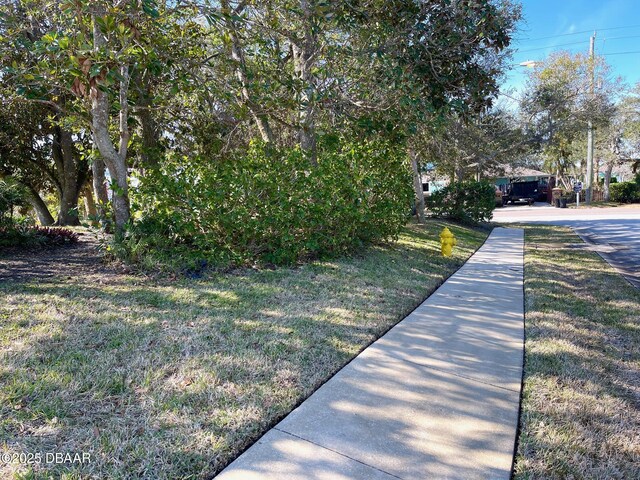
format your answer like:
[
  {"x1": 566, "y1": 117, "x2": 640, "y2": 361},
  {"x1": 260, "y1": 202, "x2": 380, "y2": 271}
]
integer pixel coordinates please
[
  {"x1": 419, "y1": 164, "x2": 555, "y2": 202},
  {"x1": 489, "y1": 166, "x2": 555, "y2": 203},
  {"x1": 599, "y1": 162, "x2": 636, "y2": 183},
  {"x1": 419, "y1": 163, "x2": 449, "y2": 195},
  {"x1": 492, "y1": 167, "x2": 554, "y2": 192}
]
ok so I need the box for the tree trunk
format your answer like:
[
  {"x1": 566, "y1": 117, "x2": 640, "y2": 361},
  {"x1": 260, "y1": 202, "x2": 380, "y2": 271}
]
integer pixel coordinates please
[
  {"x1": 58, "y1": 129, "x2": 81, "y2": 226},
  {"x1": 83, "y1": 184, "x2": 98, "y2": 226},
  {"x1": 57, "y1": 186, "x2": 81, "y2": 226},
  {"x1": 410, "y1": 149, "x2": 426, "y2": 224},
  {"x1": 92, "y1": 156, "x2": 110, "y2": 228},
  {"x1": 606, "y1": 134, "x2": 623, "y2": 203},
  {"x1": 221, "y1": 0, "x2": 274, "y2": 144},
  {"x1": 603, "y1": 161, "x2": 614, "y2": 202},
  {"x1": 25, "y1": 184, "x2": 55, "y2": 226},
  {"x1": 91, "y1": 14, "x2": 130, "y2": 231},
  {"x1": 136, "y1": 95, "x2": 162, "y2": 168},
  {"x1": 51, "y1": 126, "x2": 87, "y2": 226},
  {"x1": 292, "y1": 0, "x2": 318, "y2": 165}
]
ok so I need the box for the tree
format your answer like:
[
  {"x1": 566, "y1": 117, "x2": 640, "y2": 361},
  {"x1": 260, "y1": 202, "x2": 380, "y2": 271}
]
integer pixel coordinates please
[
  {"x1": 1, "y1": 0, "x2": 185, "y2": 231},
  {"x1": 330, "y1": 0, "x2": 521, "y2": 221},
  {"x1": 1, "y1": 0, "x2": 523, "y2": 255},
  {"x1": 217, "y1": 0, "x2": 275, "y2": 144},
  {"x1": 598, "y1": 84, "x2": 640, "y2": 200},
  {"x1": 0, "y1": 4, "x2": 96, "y2": 226},
  {"x1": 0, "y1": 100, "x2": 90, "y2": 225},
  {"x1": 522, "y1": 51, "x2": 618, "y2": 181},
  {"x1": 422, "y1": 109, "x2": 528, "y2": 181}
]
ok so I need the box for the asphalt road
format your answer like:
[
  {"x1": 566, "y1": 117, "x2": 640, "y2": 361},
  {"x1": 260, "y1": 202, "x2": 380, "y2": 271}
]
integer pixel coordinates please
[{"x1": 493, "y1": 203, "x2": 640, "y2": 289}]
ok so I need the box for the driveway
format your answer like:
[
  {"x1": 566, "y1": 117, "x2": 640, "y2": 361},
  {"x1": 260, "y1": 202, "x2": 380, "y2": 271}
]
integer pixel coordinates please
[{"x1": 493, "y1": 204, "x2": 640, "y2": 288}]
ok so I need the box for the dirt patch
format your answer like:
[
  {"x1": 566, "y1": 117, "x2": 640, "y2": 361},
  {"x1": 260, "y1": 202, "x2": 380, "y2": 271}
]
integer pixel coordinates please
[{"x1": 0, "y1": 231, "x2": 117, "y2": 284}]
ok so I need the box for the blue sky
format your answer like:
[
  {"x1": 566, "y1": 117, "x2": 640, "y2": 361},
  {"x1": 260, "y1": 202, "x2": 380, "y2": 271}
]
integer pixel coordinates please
[{"x1": 500, "y1": 0, "x2": 640, "y2": 98}]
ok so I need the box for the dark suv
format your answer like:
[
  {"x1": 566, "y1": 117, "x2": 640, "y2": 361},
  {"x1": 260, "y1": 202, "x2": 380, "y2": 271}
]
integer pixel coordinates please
[{"x1": 503, "y1": 181, "x2": 540, "y2": 206}]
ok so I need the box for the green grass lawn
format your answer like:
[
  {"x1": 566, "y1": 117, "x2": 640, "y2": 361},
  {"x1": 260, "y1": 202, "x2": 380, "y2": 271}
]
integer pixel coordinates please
[
  {"x1": 515, "y1": 226, "x2": 640, "y2": 479},
  {"x1": 0, "y1": 220, "x2": 488, "y2": 480}
]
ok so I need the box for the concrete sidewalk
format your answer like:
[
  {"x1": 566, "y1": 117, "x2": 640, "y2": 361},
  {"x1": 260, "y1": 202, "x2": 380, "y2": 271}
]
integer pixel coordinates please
[{"x1": 217, "y1": 227, "x2": 525, "y2": 480}]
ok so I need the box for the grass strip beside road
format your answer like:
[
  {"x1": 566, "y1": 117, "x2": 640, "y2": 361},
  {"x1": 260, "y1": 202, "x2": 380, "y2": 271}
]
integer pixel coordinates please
[
  {"x1": 0, "y1": 220, "x2": 488, "y2": 480},
  {"x1": 515, "y1": 225, "x2": 640, "y2": 479}
]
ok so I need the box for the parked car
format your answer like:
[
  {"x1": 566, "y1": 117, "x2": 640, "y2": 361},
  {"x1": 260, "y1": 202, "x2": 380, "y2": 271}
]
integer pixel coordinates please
[{"x1": 503, "y1": 181, "x2": 540, "y2": 206}]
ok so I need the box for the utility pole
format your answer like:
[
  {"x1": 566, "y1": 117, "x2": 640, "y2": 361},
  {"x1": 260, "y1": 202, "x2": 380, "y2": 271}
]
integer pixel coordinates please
[{"x1": 585, "y1": 31, "x2": 596, "y2": 205}]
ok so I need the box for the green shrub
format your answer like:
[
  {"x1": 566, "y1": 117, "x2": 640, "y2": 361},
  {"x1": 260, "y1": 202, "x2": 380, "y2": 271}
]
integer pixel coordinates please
[
  {"x1": 0, "y1": 222, "x2": 79, "y2": 249},
  {"x1": 425, "y1": 180, "x2": 496, "y2": 223},
  {"x1": 32, "y1": 226, "x2": 79, "y2": 245},
  {"x1": 0, "y1": 182, "x2": 34, "y2": 249},
  {"x1": 610, "y1": 181, "x2": 640, "y2": 203},
  {"x1": 0, "y1": 225, "x2": 33, "y2": 249},
  {"x1": 0, "y1": 179, "x2": 28, "y2": 224},
  {"x1": 117, "y1": 138, "x2": 413, "y2": 270}
]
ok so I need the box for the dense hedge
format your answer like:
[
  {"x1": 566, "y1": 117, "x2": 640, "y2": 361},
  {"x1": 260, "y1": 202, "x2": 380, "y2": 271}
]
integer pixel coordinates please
[
  {"x1": 116, "y1": 139, "x2": 413, "y2": 269},
  {"x1": 610, "y1": 181, "x2": 640, "y2": 203},
  {"x1": 425, "y1": 180, "x2": 496, "y2": 223}
]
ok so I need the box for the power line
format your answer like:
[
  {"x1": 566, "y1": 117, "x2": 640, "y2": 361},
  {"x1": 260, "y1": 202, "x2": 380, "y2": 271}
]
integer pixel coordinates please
[
  {"x1": 510, "y1": 50, "x2": 640, "y2": 67},
  {"x1": 602, "y1": 50, "x2": 640, "y2": 56},
  {"x1": 518, "y1": 24, "x2": 640, "y2": 42},
  {"x1": 516, "y1": 35, "x2": 640, "y2": 56},
  {"x1": 514, "y1": 49, "x2": 640, "y2": 62},
  {"x1": 602, "y1": 34, "x2": 640, "y2": 41},
  {"x1": 518, "y1": 34, "x2": 640, "y2": 53},
  {"x1": 517, "y1": 39, "x2": 589, "y2": 54},
  {"x1": 599, "y1": 34, "x2": 640, "y2": 51},
  {"x1": 516, "y1": 33, "x2": 640, "y2": 52}
]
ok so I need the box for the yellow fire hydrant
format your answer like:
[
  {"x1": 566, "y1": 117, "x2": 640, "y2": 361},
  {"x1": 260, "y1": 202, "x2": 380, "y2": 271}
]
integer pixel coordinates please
[{"x1": 440, "y1": 227, "x2": 456, "y2": 257}]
